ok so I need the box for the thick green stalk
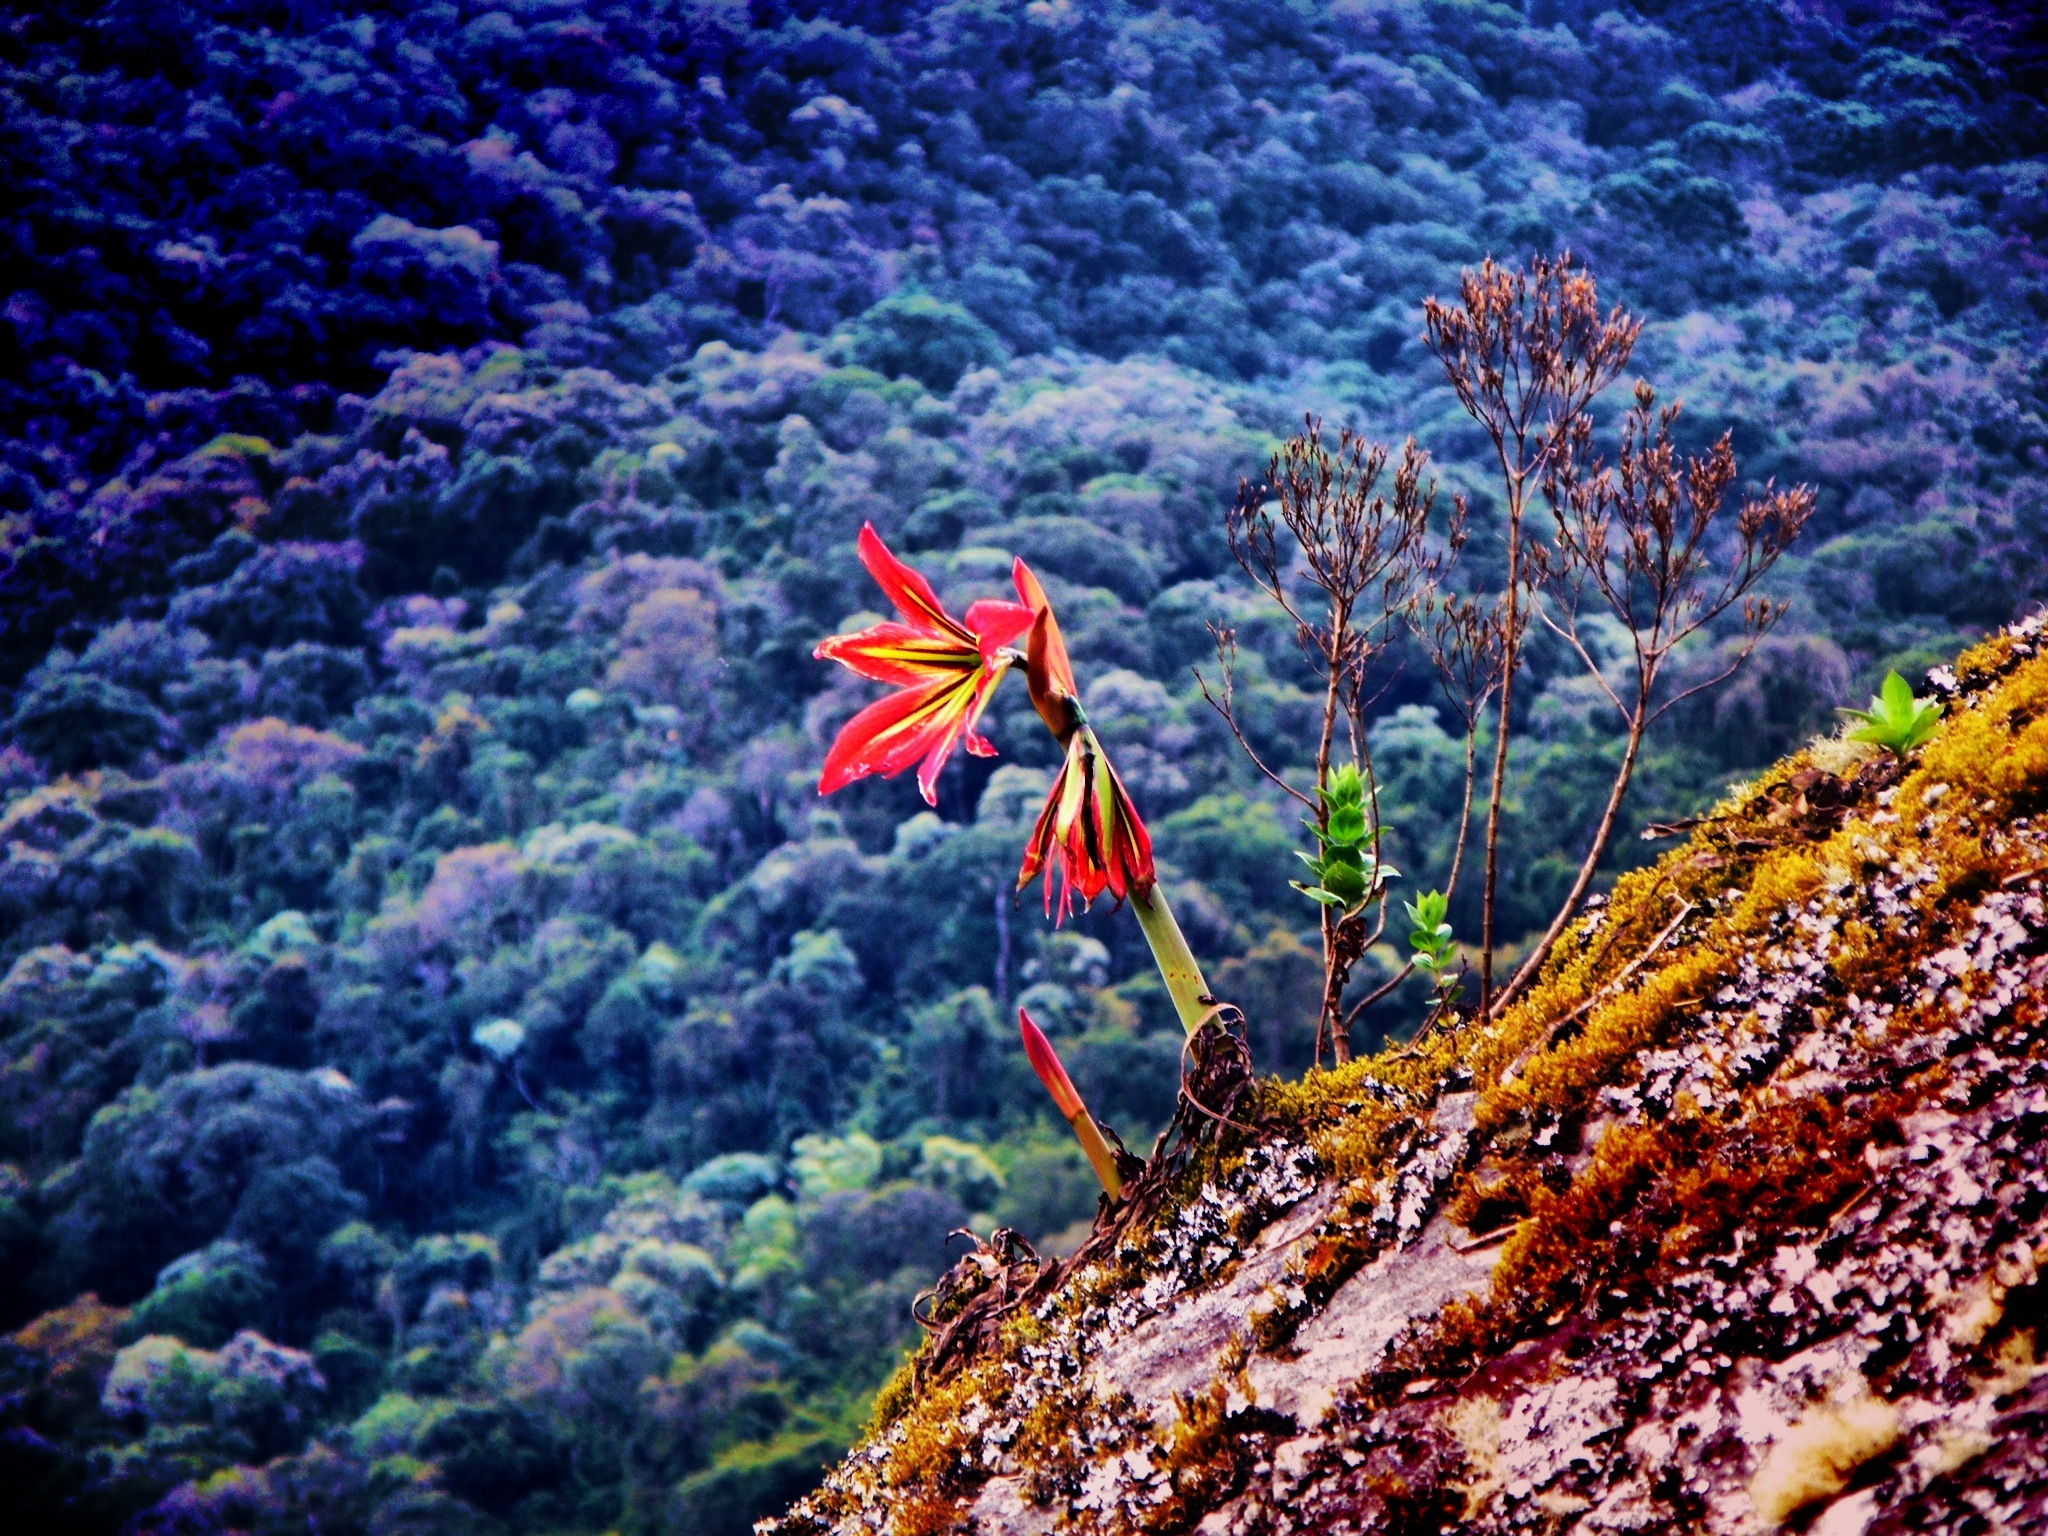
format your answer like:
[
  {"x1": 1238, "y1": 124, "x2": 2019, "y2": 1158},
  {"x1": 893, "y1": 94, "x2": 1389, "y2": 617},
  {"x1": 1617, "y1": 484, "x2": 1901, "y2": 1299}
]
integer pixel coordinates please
[
  {"x1": 1067, "y1": 1108, "x2": 1124, "y2": 1199},
  {"x1": 1132, "y1": 884, "x2": 1214, "y2": 1036}
]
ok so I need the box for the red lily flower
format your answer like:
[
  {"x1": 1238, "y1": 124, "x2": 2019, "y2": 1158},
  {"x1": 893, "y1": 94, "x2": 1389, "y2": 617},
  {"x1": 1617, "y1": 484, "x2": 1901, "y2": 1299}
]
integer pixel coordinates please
[
  {"x1": 1017, "y1": 726, "x2": 1156, "y2": 922},
  {"x1": 815, "y1": 523, "x2": 1033, "y2": 805}
]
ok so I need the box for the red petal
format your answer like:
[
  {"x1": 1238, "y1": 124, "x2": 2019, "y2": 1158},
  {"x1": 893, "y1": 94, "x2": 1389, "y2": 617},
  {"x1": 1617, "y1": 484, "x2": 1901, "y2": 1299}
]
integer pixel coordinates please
[
  {"x1": 818, "y1": 672, "x2": 978, "y2": 803},
  {"x1": 1017, "y1": 769, "x2": 1070, "y2": 922},
  {"x1": 1011, "y1": 556, "x2": 1047, "y2": 613},
  {"x1": 962, "y1": 597, "x2": 1033, "y2": 664},
  {"x1": 1063, "y1": 815, "x2": 1109, "y2": 907},
  {"x1": 857, "y1": 523, "x2": 971, "y2": 641},
  {"x1": 1014, "y1": 559, "x2": 1078, "y2": 703},
  {"x1": 1113, "y1": 772, "x2": 1156, "y2": 895},
  {"x1": 916, "y1": 653, "x2": 1014, "y2": 800},
  {"x1": 1092, "y1": 741, "x2": 1154, "y2": 901},
  {"x1": 815, "y1": 622, "x2": 979, "y2": 686},
  {"x1": 1043, "y1": 745, "x2": 1101, "y2": 920}
]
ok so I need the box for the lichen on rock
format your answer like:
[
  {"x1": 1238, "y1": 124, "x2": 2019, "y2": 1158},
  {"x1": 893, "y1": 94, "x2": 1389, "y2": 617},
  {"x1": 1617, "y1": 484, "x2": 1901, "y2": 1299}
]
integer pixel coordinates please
[{"x1": 768, "y1": 619, "x2": 2048, "y2": 1536}]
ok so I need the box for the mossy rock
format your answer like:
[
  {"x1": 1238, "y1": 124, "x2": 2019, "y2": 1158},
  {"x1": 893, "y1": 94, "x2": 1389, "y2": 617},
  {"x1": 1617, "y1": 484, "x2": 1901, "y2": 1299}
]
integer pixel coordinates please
[{"x1": 770, "y1": 621, "x2": 2048, "y2": 1534}]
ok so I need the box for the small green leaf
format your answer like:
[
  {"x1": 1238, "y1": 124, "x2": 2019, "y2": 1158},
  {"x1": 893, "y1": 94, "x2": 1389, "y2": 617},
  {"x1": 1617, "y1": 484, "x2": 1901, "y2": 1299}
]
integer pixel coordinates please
[
  {"x1": 1322, "y1": 863, "x2": 1366, "y2": 904},
  {"x1": 1839, "y1": 670, "x2": 1942, "y2": 762}
]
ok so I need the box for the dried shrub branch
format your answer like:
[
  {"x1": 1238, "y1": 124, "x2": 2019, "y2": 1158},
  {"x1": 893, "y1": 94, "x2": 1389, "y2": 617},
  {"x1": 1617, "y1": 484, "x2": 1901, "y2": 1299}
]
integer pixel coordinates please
[
  {"x1": 1491, "y1": 383, "x2": 1816, "y2": 1008},
  {"x1": 1423, "y1": 253, "x2": 1639, "y2": 1012},
  {"x1": 1200, "y1": 421, "x2": 1442, "y2": 1064}
]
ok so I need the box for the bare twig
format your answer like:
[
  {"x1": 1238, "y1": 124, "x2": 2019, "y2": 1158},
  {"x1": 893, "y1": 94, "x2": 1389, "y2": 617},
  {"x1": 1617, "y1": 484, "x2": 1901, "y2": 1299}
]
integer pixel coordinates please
[
  {"x1": 1452, "y1": 1221, "x2": 1522, "y2": 1253},
  {"x1": 1223, "y1": 423, "x2": 1442, "y2": 1064},
  {"x1": 1195, "y1": 625, "x2": 1315, "y2": 812},
  {"x1": 1345, "y1": 957, "x2": 1417, "y2": 1028},
  {"x1": 1542, "y1": 899, "x2": 1695, "y2": 1045},
  {"x1": 1494, "y1": 385, "x2": 1814, "y2": 1012},
  {"x1": 1424, "y1": 252, "x2": 1640, "y2": 1014},
  {"x1": 1412, "y1": 584, "x2": 1502, "y2": 903}
]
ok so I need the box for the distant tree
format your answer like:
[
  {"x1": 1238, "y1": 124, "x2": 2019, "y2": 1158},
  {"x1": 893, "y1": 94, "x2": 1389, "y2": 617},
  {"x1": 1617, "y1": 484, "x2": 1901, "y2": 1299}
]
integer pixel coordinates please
[
  {"x1": 125, "y1": 1241, "x2": 276, "y2": 1349},
  {"x1": 41, "y1": 1064, "x2": 370, "y2": 1305},
  {"x1": 8, "y1": 670, "x2": 170, "y2": 774},
  {"x1": 840, "y1": 294, "x2": 1007, "y2": 394}
]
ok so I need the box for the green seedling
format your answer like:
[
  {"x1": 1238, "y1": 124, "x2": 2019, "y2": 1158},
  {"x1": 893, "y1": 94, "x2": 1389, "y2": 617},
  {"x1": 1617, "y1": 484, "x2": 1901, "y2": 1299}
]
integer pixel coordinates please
[
  {"x1": 1840, "y1": 670, "x2": 1942, "y2": 761},
  {"x1": 1294, "y1": 764, "x2": 1397, "y2": 915},
  {"x1": 1404, "y1": 888, "x2": 1463, "y2": 1010}
]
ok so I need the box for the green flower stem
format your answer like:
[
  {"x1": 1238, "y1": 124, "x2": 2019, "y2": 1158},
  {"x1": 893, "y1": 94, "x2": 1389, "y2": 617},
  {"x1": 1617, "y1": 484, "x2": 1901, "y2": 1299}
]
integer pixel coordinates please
[
  {"x1": 1067, "y1": 1107, "x2": 1124, "y2": 1199},
  {"x1": 1132, "y1": 883, "x2": 1215, "y2": 1036}
]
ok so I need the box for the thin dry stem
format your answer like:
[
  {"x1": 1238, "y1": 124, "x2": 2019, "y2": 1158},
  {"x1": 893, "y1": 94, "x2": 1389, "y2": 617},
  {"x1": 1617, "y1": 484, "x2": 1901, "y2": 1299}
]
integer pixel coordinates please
[
  {"x1": 1493, "y1": 381, "x2": 1815, "y2": 1009},
  {"x1": 1423, "y1": 251, "x2": 1639, "y2": 1014},
  {"x1": 1413, "y1": 585, "x2": 1506, "y2": 903},
  {"x1": 1214, "y1": 423, "x2": 1442, "y2": 1064}
]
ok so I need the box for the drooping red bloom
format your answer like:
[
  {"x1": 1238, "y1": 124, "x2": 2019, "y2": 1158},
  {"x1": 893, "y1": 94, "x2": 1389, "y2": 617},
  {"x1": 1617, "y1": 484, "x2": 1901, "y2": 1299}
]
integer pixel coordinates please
[
  {"x1": 815, "y1": 523, "x2": 1033, "y2": 805},
  {"x1": 1017, "y1": 725, "x2": 1156, "y2": 922},
  {"x1": 1007, "y1": 564, "x2": 1156, "y2": 920}
]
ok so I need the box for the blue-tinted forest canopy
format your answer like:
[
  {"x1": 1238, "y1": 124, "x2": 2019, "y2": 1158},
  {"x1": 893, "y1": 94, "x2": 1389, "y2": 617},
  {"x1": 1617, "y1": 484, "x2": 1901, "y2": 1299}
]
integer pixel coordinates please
[{"x1": 0, "y1": 0, "x2": 2043, "y2": 1531}]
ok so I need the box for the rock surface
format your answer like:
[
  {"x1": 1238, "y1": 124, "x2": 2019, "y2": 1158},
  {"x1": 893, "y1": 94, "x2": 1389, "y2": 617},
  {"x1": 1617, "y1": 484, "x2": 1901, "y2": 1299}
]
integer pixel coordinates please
[{"x1": 767, "y1": 620, "x2": 2048, "y2": 1536}]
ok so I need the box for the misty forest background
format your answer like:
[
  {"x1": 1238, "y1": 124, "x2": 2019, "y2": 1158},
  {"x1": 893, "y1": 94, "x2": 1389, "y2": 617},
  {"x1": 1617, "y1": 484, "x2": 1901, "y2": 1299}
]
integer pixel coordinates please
[{"x1": 0, "y1": 1, "x2": 2044, "y2": 1532}]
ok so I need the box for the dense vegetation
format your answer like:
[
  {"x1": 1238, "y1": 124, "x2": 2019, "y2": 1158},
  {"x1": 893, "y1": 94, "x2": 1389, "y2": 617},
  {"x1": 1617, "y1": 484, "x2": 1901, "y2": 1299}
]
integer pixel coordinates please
[{"x1": 0, "y1": 1, "x2": 2043, "y2": 1532}]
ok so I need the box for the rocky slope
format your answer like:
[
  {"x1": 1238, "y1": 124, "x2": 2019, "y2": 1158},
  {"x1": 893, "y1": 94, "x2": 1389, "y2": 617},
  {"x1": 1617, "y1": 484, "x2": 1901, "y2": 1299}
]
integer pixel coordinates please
[{"x1": 765, "y1": 619, "x2": 2048, "y2": 1536}]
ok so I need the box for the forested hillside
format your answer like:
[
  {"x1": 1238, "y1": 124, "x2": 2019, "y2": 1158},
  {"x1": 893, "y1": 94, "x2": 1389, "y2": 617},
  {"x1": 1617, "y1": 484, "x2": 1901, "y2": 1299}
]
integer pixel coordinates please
[{"x1": 0, "y1": 2, "x2": 2043, "y2": 1533}]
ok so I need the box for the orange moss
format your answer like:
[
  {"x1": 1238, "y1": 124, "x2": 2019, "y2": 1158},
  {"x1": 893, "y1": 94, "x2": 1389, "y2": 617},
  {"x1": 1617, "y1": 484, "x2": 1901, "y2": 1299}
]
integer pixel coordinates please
[
  {"x1": 1142, "y1": 1378, "x2": 1239, "y2": 1534},
  {"x1": 1918, "y1": 658, "x2": 2048, "y2": 821},
  {"x1": 1950, "y1": 630, "x2": 2029, "y2": 692},
  {"x1": 1829, "y1": 916, "x2": 1890, "y2": 996},
  {"x1": 887, "y1": 1492, "x2": 970, "y2": 1536},
  {"x1": 1394, "y1": 1086, "x2": 1919, "y2": 1391},
  {"x1": 1493, "y1": 944, "x2": 1724, "y2": 1132},
  {"x1": 878, "y1": 1358, "x2": 1007, "y2": 1501},
  {"x1": 1139, "y1": 1337, "x2": 1256, "y2": 1535},
  {"x1": 1445, "y1": 1159, "x2": 1558, "y2": 1236},
  {"x1": 1011, "y1": 1373, "x2": 1133, "y2": 1510},
  {"x1": 866, "y1": 1354, "x2": 920, "y2": 1432}
]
